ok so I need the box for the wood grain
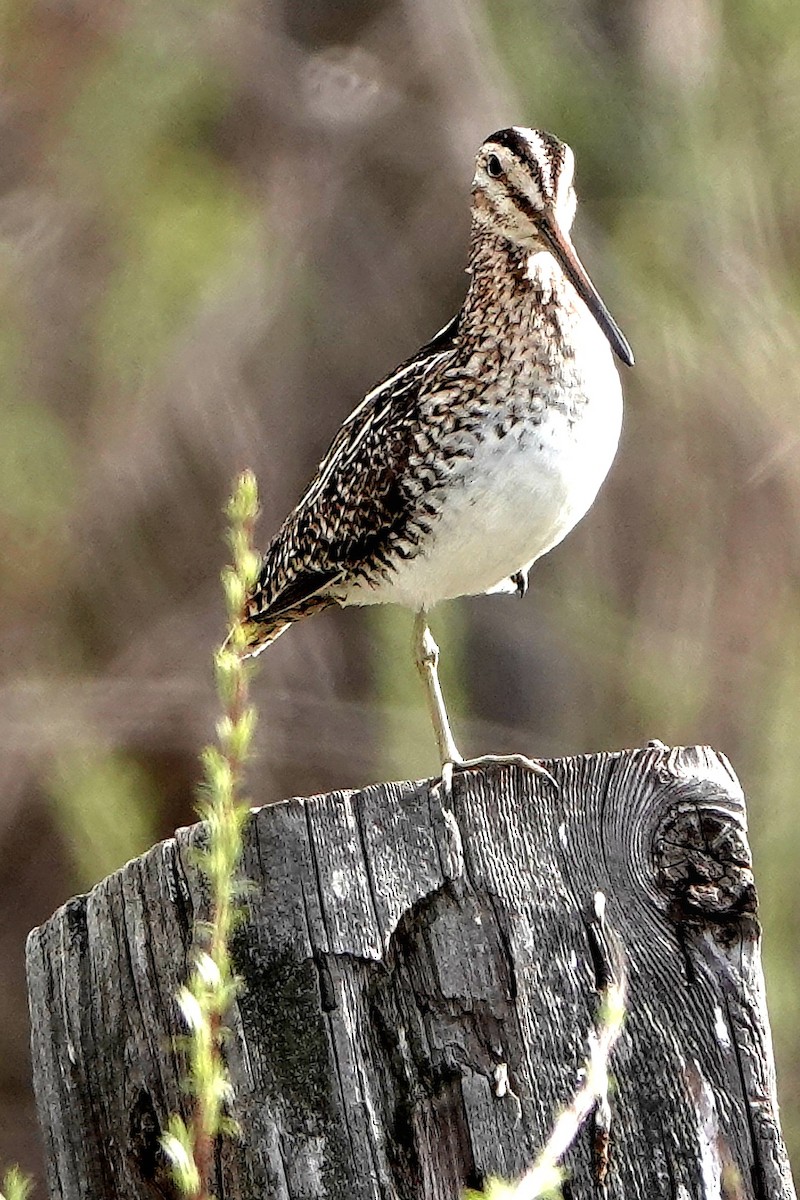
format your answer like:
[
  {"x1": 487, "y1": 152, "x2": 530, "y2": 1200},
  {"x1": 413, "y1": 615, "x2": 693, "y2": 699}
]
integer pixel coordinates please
[{"x1": 26, "y1": 745, "x2": 796, "y2": 1199}]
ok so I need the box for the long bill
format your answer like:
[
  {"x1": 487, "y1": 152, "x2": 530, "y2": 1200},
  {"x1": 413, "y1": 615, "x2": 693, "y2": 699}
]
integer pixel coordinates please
[{"x1": 539, "y1": 214, "x2": 634, "y2": 368}]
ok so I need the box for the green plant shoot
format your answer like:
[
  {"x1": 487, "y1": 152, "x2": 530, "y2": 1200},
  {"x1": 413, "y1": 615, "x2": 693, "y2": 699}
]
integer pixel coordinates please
[{"x1": 162, "y1": 470, "x2": 260, "y2": 1200}]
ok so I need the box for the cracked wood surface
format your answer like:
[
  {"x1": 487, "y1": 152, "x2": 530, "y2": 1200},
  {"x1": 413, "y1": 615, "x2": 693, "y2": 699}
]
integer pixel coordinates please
[{"x1": 26, "y1": 745, "x2": 796, "y2": 1199}]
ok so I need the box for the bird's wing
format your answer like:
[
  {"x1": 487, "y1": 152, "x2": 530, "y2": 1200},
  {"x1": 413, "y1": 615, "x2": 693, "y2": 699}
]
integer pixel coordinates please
[
  {"x1": 247, "y1": 317, "x2": 461, "y2": 624},
  {"x1": 293, "y1": 312, "x2": 461, "y2": 515},
  {"x1": 247, "y1": 565, "x2": 346, "y2": 622}
]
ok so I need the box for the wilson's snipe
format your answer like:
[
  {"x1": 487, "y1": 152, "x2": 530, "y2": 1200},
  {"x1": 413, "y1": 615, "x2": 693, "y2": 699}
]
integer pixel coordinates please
[{"x1": 241, "y1": 127, "x2": 633, "y2": 789}]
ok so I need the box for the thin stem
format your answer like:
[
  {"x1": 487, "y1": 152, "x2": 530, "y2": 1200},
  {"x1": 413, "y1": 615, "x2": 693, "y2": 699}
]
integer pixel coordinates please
[{"x1": 163, "y1": 470, "x2": 260, "y2": 1200}]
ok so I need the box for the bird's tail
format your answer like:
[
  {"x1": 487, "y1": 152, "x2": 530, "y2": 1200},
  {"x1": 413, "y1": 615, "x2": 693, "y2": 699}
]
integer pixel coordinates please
[
  {"x1": 229, "y1": 613, "x2": 293, "y2": 660},
  {"x1": 231, "y1": 595, "x2": 335, "y2": 660}
]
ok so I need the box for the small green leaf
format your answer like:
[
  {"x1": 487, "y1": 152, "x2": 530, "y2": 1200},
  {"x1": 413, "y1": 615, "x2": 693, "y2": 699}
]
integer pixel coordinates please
[{"x1": 1, "y1": 1165, "x2": 33, "y2": 1200}]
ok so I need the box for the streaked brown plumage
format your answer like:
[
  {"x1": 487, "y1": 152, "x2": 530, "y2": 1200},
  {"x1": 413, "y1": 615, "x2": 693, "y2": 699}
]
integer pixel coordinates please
[{"x1": 240, "y1": 127, "x2": 633, "y2": 779}]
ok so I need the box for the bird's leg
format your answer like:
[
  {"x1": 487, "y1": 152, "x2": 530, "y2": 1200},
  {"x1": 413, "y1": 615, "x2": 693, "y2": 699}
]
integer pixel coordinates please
[
  {"x1": 412, "y1": 609, "x2": 463, "y2": 776},
  {"x1": 412, "y1": 610, "x2": 557, "y2": 793}
]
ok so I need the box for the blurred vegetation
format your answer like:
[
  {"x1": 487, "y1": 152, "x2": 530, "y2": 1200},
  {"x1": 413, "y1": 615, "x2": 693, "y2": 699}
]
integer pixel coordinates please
[
  {"x1": 46, "y1": 750, "x2": 158, "y2": 889},
  {"x1": 1, "y1": 0, "x2": 799, "y2": 1188}
]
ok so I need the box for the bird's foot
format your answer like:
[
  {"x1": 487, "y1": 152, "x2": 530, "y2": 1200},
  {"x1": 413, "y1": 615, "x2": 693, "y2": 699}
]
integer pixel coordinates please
[
  {"x1": 510, "y1": 569, "x2": 529, "y2": 598},
  {"x1": 439, "y1": 752, "x2": 558, "y2": 800}
]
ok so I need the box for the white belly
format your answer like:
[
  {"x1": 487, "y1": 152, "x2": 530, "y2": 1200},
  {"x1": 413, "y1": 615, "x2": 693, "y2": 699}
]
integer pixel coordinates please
[{"x1": 347, "y1": 368, "x2": 622, "y2": 612}]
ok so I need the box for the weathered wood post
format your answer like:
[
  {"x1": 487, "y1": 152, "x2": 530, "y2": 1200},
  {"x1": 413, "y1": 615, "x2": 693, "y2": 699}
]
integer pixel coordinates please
[{"x1": 26, "y1": 745, "x2": 796, "y2": 1199}]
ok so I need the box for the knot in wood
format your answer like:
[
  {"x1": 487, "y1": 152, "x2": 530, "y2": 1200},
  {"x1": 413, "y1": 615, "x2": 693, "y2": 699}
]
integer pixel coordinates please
[{"x1": 654, "y1": 801, "x2": 757, "y2": 930}]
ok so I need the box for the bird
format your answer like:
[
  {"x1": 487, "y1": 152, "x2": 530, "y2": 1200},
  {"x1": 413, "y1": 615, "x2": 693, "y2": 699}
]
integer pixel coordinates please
[{"x1": 239, "y1": 126, "x2": 633, "y2": 790}]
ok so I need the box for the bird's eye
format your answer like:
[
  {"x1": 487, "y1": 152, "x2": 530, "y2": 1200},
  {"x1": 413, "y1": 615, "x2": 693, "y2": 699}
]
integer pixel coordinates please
[{"x1": 486, "y1": 153, "x2": 504, "y2": 179}]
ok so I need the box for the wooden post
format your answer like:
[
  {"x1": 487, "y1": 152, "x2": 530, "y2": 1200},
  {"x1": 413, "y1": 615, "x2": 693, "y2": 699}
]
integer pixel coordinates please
[{"x1": 26, "y1": 745, "x2": 796, "y2": 1200}]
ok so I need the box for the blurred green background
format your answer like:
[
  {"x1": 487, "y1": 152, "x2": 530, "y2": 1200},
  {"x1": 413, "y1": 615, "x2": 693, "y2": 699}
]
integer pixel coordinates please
[{"x1": 2, "y1": 0, "x2": 798, "y2": 1187}]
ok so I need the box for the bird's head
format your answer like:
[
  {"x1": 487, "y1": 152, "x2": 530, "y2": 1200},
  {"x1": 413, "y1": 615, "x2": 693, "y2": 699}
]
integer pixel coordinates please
[{"x1": 471, "y1": 127, "x2": 633, "y2": 367}]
